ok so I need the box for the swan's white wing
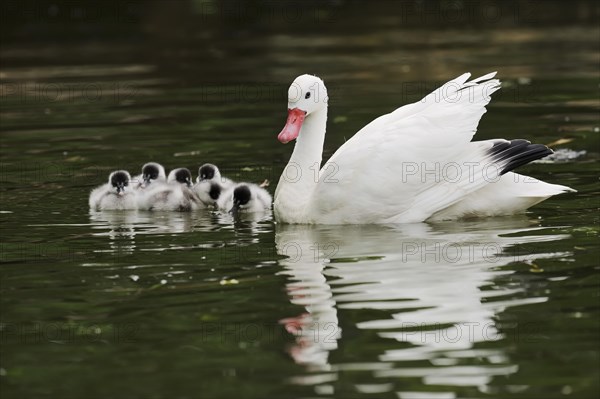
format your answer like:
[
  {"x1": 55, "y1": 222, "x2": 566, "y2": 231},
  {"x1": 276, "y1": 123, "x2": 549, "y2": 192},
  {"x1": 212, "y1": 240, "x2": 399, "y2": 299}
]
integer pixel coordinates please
[{"x1": 308, "y1": 72, "x2": 550, "y2": 223}]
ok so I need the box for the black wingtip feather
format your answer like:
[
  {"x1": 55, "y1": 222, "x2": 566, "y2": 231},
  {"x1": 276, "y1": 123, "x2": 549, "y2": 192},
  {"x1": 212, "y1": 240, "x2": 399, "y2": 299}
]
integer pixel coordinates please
[{"x1": 488, "y1": 139, "x2": 553, "y2": 175}]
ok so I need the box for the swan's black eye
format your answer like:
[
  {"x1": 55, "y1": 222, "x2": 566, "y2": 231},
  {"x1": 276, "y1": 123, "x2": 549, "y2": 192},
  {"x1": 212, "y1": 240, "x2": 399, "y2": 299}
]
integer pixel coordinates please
[{"x1": 305, "y1": 92, "x2": 311, "y2": 99}]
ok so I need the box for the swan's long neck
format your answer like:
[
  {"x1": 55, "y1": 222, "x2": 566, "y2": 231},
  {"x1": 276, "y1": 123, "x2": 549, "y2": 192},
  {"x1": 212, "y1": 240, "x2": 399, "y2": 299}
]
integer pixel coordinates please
[{"x1": 275, "y1": 107, "x2": 328, "y2": 223}]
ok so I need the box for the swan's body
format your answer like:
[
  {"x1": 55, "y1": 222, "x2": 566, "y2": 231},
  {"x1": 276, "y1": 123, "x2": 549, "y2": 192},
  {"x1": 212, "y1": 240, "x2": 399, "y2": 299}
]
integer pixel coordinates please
[
  {"x1": 89, "y1": 171, "x2": 137, "y2": 211},
  {"x1": 138, "y1": 168, "x2": 200, "y2": 211},
  {"x1": 133, "y1": 162, "x2": 166, "y2": 190},
  {"x1": 274, "y1": 73, "x2": 575, "y2": 224},
  {"x1": 217, "y1": 183, "x2": 272, "y2": 214},
  {"x1": 193, "y1": 163, "x2": 235, "y2": 207}
]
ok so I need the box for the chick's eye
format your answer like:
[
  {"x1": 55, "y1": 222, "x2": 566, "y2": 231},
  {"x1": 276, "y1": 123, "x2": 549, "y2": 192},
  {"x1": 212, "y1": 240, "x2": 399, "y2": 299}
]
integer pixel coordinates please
[{"x1": 305, "y1": 92, "x2": 311, "y2": 99}]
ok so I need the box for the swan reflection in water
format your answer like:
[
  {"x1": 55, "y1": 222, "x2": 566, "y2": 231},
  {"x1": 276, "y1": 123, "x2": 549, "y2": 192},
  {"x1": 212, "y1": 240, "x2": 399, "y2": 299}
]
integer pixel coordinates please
[{"x1": 275, "y1": 218, "x2": 570, "y2": 394}]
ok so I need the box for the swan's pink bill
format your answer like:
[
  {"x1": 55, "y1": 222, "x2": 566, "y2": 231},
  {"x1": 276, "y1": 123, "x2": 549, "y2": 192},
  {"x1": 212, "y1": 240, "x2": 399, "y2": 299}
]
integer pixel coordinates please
[{"x1": 278, "y1": 108, "x2": 306, "y2": 144}]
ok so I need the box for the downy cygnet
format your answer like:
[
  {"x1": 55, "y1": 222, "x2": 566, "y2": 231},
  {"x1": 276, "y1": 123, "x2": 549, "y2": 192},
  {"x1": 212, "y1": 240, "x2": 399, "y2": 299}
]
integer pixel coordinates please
[
  {"x1": 138, "y1": 168, "x2": 200, "y2": 212},
  {"x1": 218, "y1": 183, "x2": 272, "y2": 215},
  {"x1": 193, "y1": 163, "x2": 235, "y2": 207},
  {"x1": 133, "y1": 162, "x2": 166, "y2": 189},
  {"x1": 89, "y1": 170, "x2": 137, "y2": 211}
]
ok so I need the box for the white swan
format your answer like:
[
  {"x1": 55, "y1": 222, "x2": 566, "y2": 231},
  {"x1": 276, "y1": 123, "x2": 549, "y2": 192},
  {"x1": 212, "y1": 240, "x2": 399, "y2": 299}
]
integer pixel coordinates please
[
  {"x1": 193, "y1": 163, "x2": 235, "y2": 207},
  {"x1": 217, "y1": 183, "x2": 272, "y2": 214},
  {"x1": 89, "y1": 170, "x2": 137, "y2": 211},
  {"x1": 133, "y1": 162, "x2": 166, "y2": 189},
  {"x1": 274, "y1": 73, "x2": 575, "y2": 224}
]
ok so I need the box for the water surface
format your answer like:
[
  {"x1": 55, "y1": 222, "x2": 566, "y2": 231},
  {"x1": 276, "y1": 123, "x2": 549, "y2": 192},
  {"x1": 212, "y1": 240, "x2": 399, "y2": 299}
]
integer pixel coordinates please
[{"x1": 1, "y1": 3, "x2": 599, "y2": 398}]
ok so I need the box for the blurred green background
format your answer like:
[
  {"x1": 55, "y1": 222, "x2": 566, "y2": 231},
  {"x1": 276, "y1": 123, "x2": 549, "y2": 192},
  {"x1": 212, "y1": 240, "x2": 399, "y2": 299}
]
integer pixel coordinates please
[{"x1": 1, "y1": 1, "x2": 598, "y2": 399}]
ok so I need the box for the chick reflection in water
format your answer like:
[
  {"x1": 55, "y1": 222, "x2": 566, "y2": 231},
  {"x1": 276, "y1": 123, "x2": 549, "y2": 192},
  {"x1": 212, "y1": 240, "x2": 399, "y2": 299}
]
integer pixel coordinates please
[
  {"x1": 275, "y1": 219, "x2": 569, "y2": 391},
  {"x1": 88, "y1": 211, "x2": 139, "y2": 255},
  {"x1": 89, "y1": 210, "x2": 198, "y2": 239}
]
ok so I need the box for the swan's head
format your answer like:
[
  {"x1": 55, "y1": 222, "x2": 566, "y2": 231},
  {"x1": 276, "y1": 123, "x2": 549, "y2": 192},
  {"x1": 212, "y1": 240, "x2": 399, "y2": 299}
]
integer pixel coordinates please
[
  {"x1": 109, "y1": 170, "x2": 131, "y2": 195},
  {"x1": 278, "y1": 74, "x2": 328, "y2": 144},
  {"x1": 141, "y1": 162, "x2": 166, "y2": 186},
  {"x1": 168, "y1": 168, "x2": 193, "y2": 187},
  {"x1": 197, "y1": 163, "x2": 221, "y2": 182},
  {"x1": 230, "y1": 184, "x2": 252, "y2": 215}
]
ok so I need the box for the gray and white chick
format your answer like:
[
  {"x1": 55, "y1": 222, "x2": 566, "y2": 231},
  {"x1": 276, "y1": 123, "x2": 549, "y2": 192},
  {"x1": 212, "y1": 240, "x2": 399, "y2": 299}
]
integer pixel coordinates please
[
  {"x1": 133, "y1": 162, "x2": 166, "y2": 190},
  {"x1": 217, "y1": 183, "x2": 272, "y2": 215},
  {"x1": 89, "y1": 170, "x2": 137, "y2": 211},
  {"x1": 138, "y1": 168, "x2": 201, "y2": 212},
  {"x1": 193, "y1": 163, "x2": 235, "y2": 207}
]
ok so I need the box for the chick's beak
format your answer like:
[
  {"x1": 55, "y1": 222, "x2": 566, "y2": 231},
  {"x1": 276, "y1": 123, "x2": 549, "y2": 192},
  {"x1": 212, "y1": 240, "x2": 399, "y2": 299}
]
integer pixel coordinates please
[{"x1": 229, "y1": 201, "x2": 240, "y2": 216}]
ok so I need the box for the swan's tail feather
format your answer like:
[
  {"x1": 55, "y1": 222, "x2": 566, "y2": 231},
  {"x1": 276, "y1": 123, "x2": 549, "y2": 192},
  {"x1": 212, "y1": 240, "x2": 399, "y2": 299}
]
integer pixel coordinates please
[
  {"x1": 471, "y1": 71, "x2": 498, "y2": 83},
  {"x1": 488, "y1": 139, "x2": 553, "y2": 175},
  {"x1": 428, "y1": 172, "x2": 575, "y2": 221},
  {"x1": 515, "y1": 177, "x2": 577, "y2": 197}
]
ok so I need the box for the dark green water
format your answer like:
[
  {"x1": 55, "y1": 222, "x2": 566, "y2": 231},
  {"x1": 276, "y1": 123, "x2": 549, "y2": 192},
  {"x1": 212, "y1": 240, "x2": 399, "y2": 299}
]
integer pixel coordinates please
[{"x1": 1, "y1": 2, "x2": 599, "y2": 398}]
